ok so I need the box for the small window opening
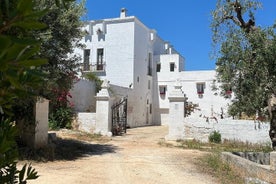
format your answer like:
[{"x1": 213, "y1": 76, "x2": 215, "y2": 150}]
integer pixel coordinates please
[{"x1": 170, "y1": 63, "x2": 175, "y2": 72}]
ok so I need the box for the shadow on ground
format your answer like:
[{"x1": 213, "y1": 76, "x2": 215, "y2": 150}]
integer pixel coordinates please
[
  {"x1": 54, "y1": 137, "x2": 119, "y2": 160},
  {"x1": 19, "y1": 137, "x2": 119, "y2": 162}
]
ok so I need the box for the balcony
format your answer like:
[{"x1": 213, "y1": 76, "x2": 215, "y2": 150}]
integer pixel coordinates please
[{"x1": 81, "y1": 62, "x2": 106, "y2": 73}]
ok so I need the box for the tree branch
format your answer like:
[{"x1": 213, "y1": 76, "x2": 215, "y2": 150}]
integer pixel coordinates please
[{"x1": 233, "y1": 0, "x2": 255, "y2": 33}]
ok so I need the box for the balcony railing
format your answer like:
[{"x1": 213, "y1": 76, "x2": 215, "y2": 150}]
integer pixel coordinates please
[{"x1": 81, "y1": 62, "x2": 106, "y2": 72}]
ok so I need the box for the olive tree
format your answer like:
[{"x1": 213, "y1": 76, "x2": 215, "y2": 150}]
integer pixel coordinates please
[{"x1": 211, "y1": 0, "x2": 276, "y2": 149}]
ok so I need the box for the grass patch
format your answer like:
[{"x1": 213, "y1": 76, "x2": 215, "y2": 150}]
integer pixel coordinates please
[
  {"x1": 176, "y1": 139, "x2": 205, "y2": 150},
  {"x1": 220, "y1": 139, "x2": 272, "y2": 153},
  {"x1": 57, "y1": 129, "x2": 108, "y2": 143},
  {"x1": 158, "y1": 140, "x2": 174, "y2": 147},
  {"x1": 172, "y1": 139, "x2": 273, "y2": 183},
  {"x1": 197, "y1": 152, "x2": 244, "y2": 184},
  {"x1": 176, "y1": 139, "x2": 272, "y2": 153}
]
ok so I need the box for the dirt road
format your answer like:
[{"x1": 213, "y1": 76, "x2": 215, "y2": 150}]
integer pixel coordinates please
[{"x1": 28, "y1": 126, "x2": 218, "y2": 184}]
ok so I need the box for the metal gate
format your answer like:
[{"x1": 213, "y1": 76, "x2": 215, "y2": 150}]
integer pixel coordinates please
[{"x1": 111, "y1": 97, "x2": 127, "y2": 135}]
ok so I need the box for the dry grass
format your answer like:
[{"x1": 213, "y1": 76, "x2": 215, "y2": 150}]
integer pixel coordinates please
[
  {"x1": 196, "y1": 152, "x2": 244, "y2": 184},
  {"x1": 170, "y1": 139, "x2": 272, "y2": 184},
  {"x1": 176, "y1": 139, "x2": 272, "y2": 153},
  {"x1": 54, "y1": 129, "x2": 111, "y2": 143}
]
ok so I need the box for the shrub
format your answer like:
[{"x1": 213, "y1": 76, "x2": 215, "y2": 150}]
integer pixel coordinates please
[
  {"x1": 0, "y1": 119, "x2": 38, "y2": 183},
  {"x1": 49, "y1": 107, "x2": 74, "y2": 130},
  {"x1": 209, "y1": 131, "x2": 222, "y2": 143}
]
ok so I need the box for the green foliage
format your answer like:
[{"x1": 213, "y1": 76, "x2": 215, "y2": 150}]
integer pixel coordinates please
[
  {"x1": 211, "y1": 1, "x2": 276, "y2": 117},
  {"x1": 83, "y1": 73, "x2": 103, "y2": 93},
  {"x1": 0, "y1": 120, "x2": 38, "y2": 184},
  {"x1": 209, "y1": 131, "x2": 222, "y2": 144},
  {"x1": 35, "y1": 0, "x2": 86, "y2": 123},
  {"x1": 49, "y1": 107, "x2": 74, "y2": 130},
  {"x1": 0, "y1": 0, "x2": 81, "y2": 182},
  {"x1": 37, "y1": 0, "x2": 85, "y2": 98},
  {"x1": 0, "y1": 0, "x2": 48, "y2": 115},
  {"x1": 0, "y1": 120, "x2": 18, "y2": 167}
]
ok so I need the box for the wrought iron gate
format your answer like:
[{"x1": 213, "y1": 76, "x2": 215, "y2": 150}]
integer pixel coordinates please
[{"x1": 111, "y1": 97, "x2": 127, "y2": 135}]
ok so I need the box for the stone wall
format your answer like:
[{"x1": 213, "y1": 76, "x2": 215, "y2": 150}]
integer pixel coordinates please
[
  {"x1": 184, "y1": 117, "x2": 271, "y2": 144},
  {"x1": 221, "y1": 152, "x2": 276, "y2": 184},
  {"x1": 69, "y1": 79, "x2": 96, "y2": 112},
  {"x1": 75, "y1": 112, "x2": 96, "y2": 133}
]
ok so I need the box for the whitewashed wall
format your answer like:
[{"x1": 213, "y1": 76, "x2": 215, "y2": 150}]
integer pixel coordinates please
[
  {"x1": 130, "y1": 18, "x2": 154, "y2": 127},
  {"x1": 78, "y1": 18, "x2": 135, "y2": 88},
  {"x1": 181, "y1": 71, "x2": 231, "y2": 118},
  {"x1": 76, "y1": 112, "x2": 96, "y2": 132},
  {"x1": 157, "y1": 70, "x2": 231, "y2": 124},
  {"x1": 69, "y1": 79, "x2": 96, "y2": 112},
  {"x1": 184, "y1": 117, "x2": 271, "y2": 144}
]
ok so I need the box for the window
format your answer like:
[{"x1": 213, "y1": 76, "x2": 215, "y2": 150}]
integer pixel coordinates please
[
  {"x1": 147, "y1": 53, "x2": 152, "y2": 76},
  {"x1": 150, "y1": 104, "x2": 152, "y2": 114},
  {"x1": 97, "y1": 48, "x2": 104, "y2": 70},
  {"x1": 148, "y1": 80, "x2": 151, "y2": 90},
  {"x1": 170, "y1": 63, "x2": 175, "y2": 72},
  {"x1": 159, "y1": 86, "x2": 166, "y2": 95},
  {"x1": 83, "y1": 49, "x2": 90, "y2": 71},
  {"x1": 196, "y1": 83, "x2": 205, "y2": 94},
  {"x1": 156, "y1": 63, "x2": 161, "y2": 72}
]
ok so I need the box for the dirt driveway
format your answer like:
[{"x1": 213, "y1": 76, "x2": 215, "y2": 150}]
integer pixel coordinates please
[{"x1": 28, "y1": 126, "x2": 218, "y2": 184}]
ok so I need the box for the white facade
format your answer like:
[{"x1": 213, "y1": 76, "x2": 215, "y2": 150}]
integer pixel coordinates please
[
  {"x1": 156, "y1": 69, "x2": 232, "y2": 124},
  {"x1": 73, "y1": 9, "x2": 230, "y2": 127}
]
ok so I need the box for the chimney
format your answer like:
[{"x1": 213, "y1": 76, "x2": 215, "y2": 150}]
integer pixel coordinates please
[{"x1": 120, "y1": 8, "x2": 127, "y2": 18}]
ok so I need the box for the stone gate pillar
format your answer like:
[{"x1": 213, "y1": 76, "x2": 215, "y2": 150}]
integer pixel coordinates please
[
  {"x1": 95, "y1": 80, "x2": 113, "y2": 136},
  {"x1": 165, "y1": 80, "x2": 186, "y2": 140},
  {"x1": 34, "y1": 97, "x2": 49, "y2": 149},
  {"x1": 18, "y1": 97, "x2": 49, "y2": 149}
]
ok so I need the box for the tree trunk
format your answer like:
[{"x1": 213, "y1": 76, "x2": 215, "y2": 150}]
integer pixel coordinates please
[{"x1": 268, "y1": 95, "x2": 276, "y2": 150}]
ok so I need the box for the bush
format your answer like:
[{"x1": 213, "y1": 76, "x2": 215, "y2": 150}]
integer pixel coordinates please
[
  {"x1": 49, "y1": 107, "x2": 74, "y2": 130},
  {"x1": 209, "y1": 131, "x2": 222, "y2": 143},
  {"x1": 0, "y1": 119, "x2": 38, "y2": 183}
]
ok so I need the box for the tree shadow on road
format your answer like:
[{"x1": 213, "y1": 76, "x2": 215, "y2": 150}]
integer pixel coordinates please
[
  {"x1": 53, "y1": 137, "x2": 119, "y2": 161},
  {"x1": 19, "y1": 137, "x2": 119, "y2": 162}
]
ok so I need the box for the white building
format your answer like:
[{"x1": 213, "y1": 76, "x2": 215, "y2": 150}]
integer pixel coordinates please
[{"x1": 73, "y1": 8, "x2": 231, "y2": 128}]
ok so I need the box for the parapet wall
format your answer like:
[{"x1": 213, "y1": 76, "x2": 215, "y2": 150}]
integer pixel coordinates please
[{"x1": 221, "y1": 152, "x2": 276, "y2": 184}]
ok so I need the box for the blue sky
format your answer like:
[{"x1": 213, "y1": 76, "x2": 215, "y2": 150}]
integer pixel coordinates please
[{"x1": 83, "y1": 0, "x2": 276, "y2": 71}]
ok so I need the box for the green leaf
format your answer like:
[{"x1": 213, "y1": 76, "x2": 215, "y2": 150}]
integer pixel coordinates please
[
  {"x1": 6, "y1": 44, "x2": 26, "y2": 61},
  {"x1": 0, "y1": 52, "x2": 9, "y2": 69},
  {"x1": 55, "y1": 0, "x2": 61, "y2": 7},
  {"x1": 18, "y1": 59, "x2": 48, "y2": 67},
  {"x1": 17, "y1": 46, "x2": 40, "y2": 61},
  {"x1": 11, "y1": 37, "x2": 39, "y2": 46},
  {"x1": 0, "y1": 35, "x2": 11, "y2": 50},
  {"x1": 12, "y1": 21, "x2": 47, "y2": 30},
  {"x1": 25, "y1": 164, "x2": 39, "y2": 180},
  {"x1": 25, "y1": 9, "x2": 48, "y2": 20},
  {"x1": 17, "y1": 0, "x2": 33, "y2": 15},
  {"x1": 6, "y1": 72, "x2": 21, "y2": 89},
  {"x1": 19, "y1": 164, "x2": 27, "y2": 182}
]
